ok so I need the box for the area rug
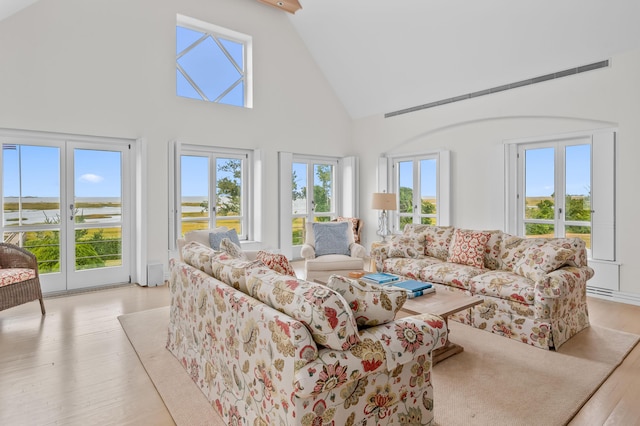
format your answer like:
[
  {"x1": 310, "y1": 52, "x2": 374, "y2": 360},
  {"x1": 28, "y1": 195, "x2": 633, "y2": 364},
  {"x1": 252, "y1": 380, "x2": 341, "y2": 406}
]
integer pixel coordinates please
[{"x1": 118, "y1": 307, "x2": 639, "y2": 426}]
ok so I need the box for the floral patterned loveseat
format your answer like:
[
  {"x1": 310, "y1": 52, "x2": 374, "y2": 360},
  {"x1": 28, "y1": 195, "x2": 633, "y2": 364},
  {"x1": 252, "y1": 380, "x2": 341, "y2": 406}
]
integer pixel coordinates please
[
  {"x1": 167, "y1": 241, "x2": 448, "y2": 425},
  {"x1": 371, "y1": 225, "x2": 594, "y2": 350}
]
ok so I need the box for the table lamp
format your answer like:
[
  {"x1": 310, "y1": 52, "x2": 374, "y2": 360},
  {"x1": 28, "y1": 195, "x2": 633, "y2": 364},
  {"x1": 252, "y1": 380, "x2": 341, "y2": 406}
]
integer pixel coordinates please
[{"x1": 371, "y1": 192, "x2": 397, "y2": 240}]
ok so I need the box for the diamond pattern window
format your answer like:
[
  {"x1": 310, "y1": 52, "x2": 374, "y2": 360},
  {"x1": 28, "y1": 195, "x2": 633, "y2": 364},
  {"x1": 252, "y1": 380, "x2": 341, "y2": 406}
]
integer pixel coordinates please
[{"x1": 176, "y1": 15, "x2": 252, "y2": 108}]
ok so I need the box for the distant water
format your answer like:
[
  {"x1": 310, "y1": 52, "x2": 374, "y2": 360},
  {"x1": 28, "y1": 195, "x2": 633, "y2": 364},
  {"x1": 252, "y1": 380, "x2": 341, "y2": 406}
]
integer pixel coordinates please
[{"x1": 3, "y1": 196, "x2": 122, "y2": 225}]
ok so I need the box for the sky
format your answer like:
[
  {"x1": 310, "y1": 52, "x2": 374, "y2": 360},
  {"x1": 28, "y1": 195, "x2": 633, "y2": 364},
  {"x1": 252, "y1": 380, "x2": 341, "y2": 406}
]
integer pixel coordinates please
[
  {"x1": 181, "y1": 155, "x2": 237, "y2": 197},
  {"x1": 2, "y1": 145, "x2": 122, "y2": 198},
  {"x1": 525, "y1": 144, "x2": 591, "y2": 196},
  {"x1": 3, "y1": 144, "x2": 591, "y2": 201},
  {"x1": 176, "y1": 26, "x2": 244, "y2": 107}
]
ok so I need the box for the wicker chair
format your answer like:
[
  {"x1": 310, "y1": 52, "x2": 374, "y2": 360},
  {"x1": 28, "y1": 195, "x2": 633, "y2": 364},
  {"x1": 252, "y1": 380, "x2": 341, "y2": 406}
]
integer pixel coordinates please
[{"x1": 0, "y1": 243, "x2": 45, "y2": 315}]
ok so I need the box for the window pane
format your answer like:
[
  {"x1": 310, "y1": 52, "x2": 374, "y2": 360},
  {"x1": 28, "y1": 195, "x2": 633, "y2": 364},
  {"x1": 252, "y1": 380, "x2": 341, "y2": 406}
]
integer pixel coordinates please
[
  {"x1": 420, "y1": 159, "x2": 437, "y2": 219},
  {"x1": 565, "y1": 145, "x2": 591, "y2": 221},
  {"x1": 176, "y1": 24, "x2": 247, "y2": 108},
  {"x1": 75, "y1": 227, "x2": 122, "y2": 270},
  {"x1": 8, "y1": 230, "x2": 61, "y2": 274},
  {"x1": 181, "y1": 155, "x2": 209, "y2": 236},
  {"x1": 398, "y1": 161, "x2": 413, "y2": 214},
  {"x1": 525, "y1": 223, "x2": 554, "y2": 237},
  {"x1": 216, "y1": 158, "x2": 242, "y2": 234},
  {"x1": 3, "y1": 145, "x2": 60, "y2": 226},
  {"x1": 292, "y1": 217, "x2": 305, "y2": 246},
  {"x1": 74, "y1": 149, "x2": 122, "y2": 224},
  {"x1": 292, "y1": 163, "x2": 307, "y2": 215},
  {"x1": 565, "y1": 144, "x2": 591, "y2": 248},
  {"x1": 313, "y1": 164, "x2": 333, "y2": 214},
  {"x1": 525, "y1": 147, "x2": 555, "y2": 224}
]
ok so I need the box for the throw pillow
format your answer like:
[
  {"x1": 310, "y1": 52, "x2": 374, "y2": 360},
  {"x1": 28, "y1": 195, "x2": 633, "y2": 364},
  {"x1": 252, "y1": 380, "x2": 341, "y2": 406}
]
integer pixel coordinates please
[
  {"x1": 325, "y1": 275, "x2": 407, "y2": 327},
  {"x1": 256, "y1": 251, "x2": 296, "y2": 277},
  {"x1": 512, "y1": 244, "x2": 574, "y2": 282},
  {"x1": 386, "y1": 233, "x2": 425, "y2": 259},
  {"x1": 313, "y1": 222, "x2": 350, "y2": 256},
  {"x1": 209, "y1": 228, "x2": 241, "y2": 250},
  {"x1": 422, "y1": 226, "x2": 454, "y2": 261},
  {"x1": 335, "y1": 216, "x2": 360, "y2": 243},
  {"x1": 246, "y1": 269, "x2": 360, "y2": 350},
  {"x1": 219, "y1": 238, "x2": 247, "y2": 260},
  {"x1": 184, "y1": 226, "x2": 228, "y2": 246},
  {"x1": 447, "y1": 229, "x2": 491, "y2": 268}
]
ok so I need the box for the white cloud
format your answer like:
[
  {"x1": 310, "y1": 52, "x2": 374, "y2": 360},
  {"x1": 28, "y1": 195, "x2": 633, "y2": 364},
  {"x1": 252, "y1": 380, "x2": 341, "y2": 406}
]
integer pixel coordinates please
[{"x1": 79, "y1": 173, "x2": 104, "y2": 183}]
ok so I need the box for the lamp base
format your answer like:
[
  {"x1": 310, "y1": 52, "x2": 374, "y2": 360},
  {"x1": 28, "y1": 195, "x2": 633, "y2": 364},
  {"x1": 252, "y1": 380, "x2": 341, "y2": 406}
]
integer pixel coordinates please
[{"x1": 376, "y1": 210, "x2": 391, "y2": 241}]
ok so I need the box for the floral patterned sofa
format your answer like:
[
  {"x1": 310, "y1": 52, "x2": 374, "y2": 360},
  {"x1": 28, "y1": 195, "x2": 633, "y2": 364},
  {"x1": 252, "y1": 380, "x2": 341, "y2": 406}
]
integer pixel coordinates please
[
  {"x1": 167, "y1": 241, "x2": 448, "y2": 425},
  {"x1": 371, "y1": 225, "x2": 594, "y2": 350}
]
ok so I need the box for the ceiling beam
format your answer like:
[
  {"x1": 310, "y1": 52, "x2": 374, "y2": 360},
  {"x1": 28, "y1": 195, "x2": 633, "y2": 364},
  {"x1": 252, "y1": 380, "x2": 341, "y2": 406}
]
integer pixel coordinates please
[{"x1": 256, "y1": 0, "x2": 301, "y2": 14}]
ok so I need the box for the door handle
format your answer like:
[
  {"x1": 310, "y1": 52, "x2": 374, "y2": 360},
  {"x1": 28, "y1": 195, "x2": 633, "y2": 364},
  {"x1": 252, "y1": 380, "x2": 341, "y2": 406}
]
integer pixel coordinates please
[{"x1": 70, "y1": 204, "x2": 74, "y2": 221}]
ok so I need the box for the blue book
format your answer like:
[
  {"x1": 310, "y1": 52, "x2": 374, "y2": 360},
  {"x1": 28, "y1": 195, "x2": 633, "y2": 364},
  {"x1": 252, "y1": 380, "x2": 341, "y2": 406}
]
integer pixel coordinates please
[
  {"x1": 406, "y1": 286, "x2": 436, "y2": 298},
  {"x1": 391, "y1": 280, "x2": 433, "y2": 292},
  {"x1": 362, "y1": 272, "x2": 400, "y2": 284}
]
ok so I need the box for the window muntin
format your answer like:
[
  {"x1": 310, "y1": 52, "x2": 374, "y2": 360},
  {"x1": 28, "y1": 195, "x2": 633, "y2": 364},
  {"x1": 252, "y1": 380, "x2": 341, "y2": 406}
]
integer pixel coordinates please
[
  {"x1": 520, "y1": 141, "x2": 591, "y2": 248},
  {"x1": 176, "y1": 15, "x2": 252, "y2": 108},
  {"x1": 179, "y1": 149, "x2": 248, "y2": 239},
  {"x1": 394, "y1": 155, "x2": 439, "y2": 230}
]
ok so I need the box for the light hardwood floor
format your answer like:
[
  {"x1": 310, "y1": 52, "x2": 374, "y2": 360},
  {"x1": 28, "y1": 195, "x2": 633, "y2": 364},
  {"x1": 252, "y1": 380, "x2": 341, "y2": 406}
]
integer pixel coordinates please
[{"x1": 1, "y1": 284, "x2": 639, "y2": 425}]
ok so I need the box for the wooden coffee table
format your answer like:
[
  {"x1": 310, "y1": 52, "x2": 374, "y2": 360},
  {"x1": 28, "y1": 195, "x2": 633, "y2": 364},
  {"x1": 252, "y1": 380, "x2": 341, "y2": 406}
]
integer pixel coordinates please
[{"x1": 399, "y1": 290, "x2": 483, "y2": 364}]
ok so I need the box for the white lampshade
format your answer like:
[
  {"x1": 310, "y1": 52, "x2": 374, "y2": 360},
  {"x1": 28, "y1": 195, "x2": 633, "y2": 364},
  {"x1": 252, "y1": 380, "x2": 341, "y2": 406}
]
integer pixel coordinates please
[{"x1": 371, "y1": 193, "x2": 397, "y2": 211}]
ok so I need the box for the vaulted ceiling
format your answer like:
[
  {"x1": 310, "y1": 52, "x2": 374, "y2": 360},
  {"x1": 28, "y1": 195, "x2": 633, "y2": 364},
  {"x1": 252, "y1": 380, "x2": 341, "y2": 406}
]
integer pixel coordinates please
[
  {"x1": 4, "y1": 0, "x2": 640, "y2": 119},
  {"x1": 289, "y1": 0, "x2": 640, "y2": 118}
]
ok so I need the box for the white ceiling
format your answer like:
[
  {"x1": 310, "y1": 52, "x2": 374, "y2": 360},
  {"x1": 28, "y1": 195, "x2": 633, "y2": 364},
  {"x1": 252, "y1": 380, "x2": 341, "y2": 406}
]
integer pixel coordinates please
[
  {"x1": 289, "y1": 0, "x2": 640, "y2": 118},
  {"x1": 0, "y1": 0, "x2": 38, "y2": 22},
  {"x1": 4, "y1": 0, "x2": 640, "y2": 119}
]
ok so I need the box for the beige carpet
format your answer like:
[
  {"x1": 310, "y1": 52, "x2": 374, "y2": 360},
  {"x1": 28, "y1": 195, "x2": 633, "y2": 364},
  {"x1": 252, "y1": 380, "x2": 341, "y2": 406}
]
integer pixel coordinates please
[{"x1": 119, "y1": 307, "x2": 639, "y2": 426}]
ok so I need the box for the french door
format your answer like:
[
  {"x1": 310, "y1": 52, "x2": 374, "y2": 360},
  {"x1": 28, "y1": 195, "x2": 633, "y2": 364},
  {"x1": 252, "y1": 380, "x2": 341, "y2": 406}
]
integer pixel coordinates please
[
  {"x1": 2, "y1": 136, "x2": 131, "y2": 292},
  {"x1": 291, "y1": 158, "x2": 338, "y2": 248},
  {"x1": 517, "y1": 138, "x2": 592, "y2": 248}
]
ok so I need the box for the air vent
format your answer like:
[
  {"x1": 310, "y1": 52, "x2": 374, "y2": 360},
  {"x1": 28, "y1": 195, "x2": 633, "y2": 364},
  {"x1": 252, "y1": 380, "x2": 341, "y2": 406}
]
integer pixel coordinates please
[
  {"x1": 586, "y1": 286, "x2": 614, "y2": 298},
  {"x1": 385, "y1": 60, "x2": 609, "y2": 118}
]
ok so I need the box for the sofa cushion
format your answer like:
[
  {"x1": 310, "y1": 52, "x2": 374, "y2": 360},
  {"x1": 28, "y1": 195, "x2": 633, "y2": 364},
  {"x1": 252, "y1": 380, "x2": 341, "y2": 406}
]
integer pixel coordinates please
[
  {"x1": 0, "y1": 268, "x2": 36, "y2": 287},
  {"x1": 209, "y1": 228, "x2": 241, "y2": 250},
  {"x1": 500, "y1": 235, "x2": 586, "y2": 272},
  {"x1": 419, "y1": 262, "x2": 484, "y2": 290},
  {"x1": 447, "y1": 229, "x2": 491, "y2": 268},
  {"x1": 421, "y1": 225, "x2": 455, "y2": 261},
  {"x1": 313, "y1": 222, "x2": 351, "y2": 256},
  {"x1": 182, "y1": 241, "x2": 218, "y2": 275},
  {"x1": 469, "y1": 270, "x2": 536, "y2": 305},
  {"x1": 219, "y1": 238, "x2": 247, "y2": 260},
  {"x1": 386, "y1": 233, "x2": 425, "y2": 259},
  {"x1": 382, "y1": 257, "x2": 443, "y2": 280},
  {"x1": 183, "y1": 226, "x2": 228, "y2": 247},
  {"x1": 512, "y1": 244, "x2": 574, "y2": 282},
  {"x1": 325, "y1": 275, "x2": 407, "y2": 327},
  {"x1": 483, "y1": 230, "x2": 504, "y2": 270},
  {"x1": 210, "y1": 255, "x2": 265, "y2": 293},
  {"x1": 246, "y1": 269, "x2": 360, "y2": 350},
  {"x1": 256, "y1": 251, "x2": 296, "y2": 277}
]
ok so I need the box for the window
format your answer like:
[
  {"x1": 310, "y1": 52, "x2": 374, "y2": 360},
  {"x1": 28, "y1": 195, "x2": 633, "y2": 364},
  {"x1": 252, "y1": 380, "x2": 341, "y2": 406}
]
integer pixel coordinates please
[
  {"x1": 278, "y1": 153, "x2": 356, "y2": 259},
  {"x1": 388, "y1": 151, "x2": 450, "y2": 232},
  {"x1": 518, "y1": 141, "x2": 592, "y2": 247},
  {"x1": 506, "y1": 130, "x2": 616, "y2": 261},
  {"x1": 176, "y1": 15, "x2": 252, "y2": 108},
  {"x1": 174, "y1": 144, "x2": 250, "y2": 240},
  {"x1": 291, "y1": 159, "x2": 337, "y2": 245}
]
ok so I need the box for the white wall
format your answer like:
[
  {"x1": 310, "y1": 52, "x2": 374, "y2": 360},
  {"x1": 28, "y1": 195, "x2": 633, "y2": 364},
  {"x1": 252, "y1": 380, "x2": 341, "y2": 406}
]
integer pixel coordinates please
[
  {"x1": 355, "y1": 49, "x2": 640, "y2": 297},
  {"x1": 0, "y1": 0, "x2": 353, "y2": 275}
]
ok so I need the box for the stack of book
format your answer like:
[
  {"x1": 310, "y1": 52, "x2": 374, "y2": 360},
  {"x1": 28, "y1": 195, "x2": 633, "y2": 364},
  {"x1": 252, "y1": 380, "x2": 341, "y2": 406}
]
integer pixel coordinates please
[
  {"x1": 388, "y1": 280, "x2": 434, "y2": 298},
  {"x1": 362, "y1": 273, "x2": 434, "y2": 298},
  {"x1": 361, "y1": 272, "x2": 400, "y2": 284}
]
